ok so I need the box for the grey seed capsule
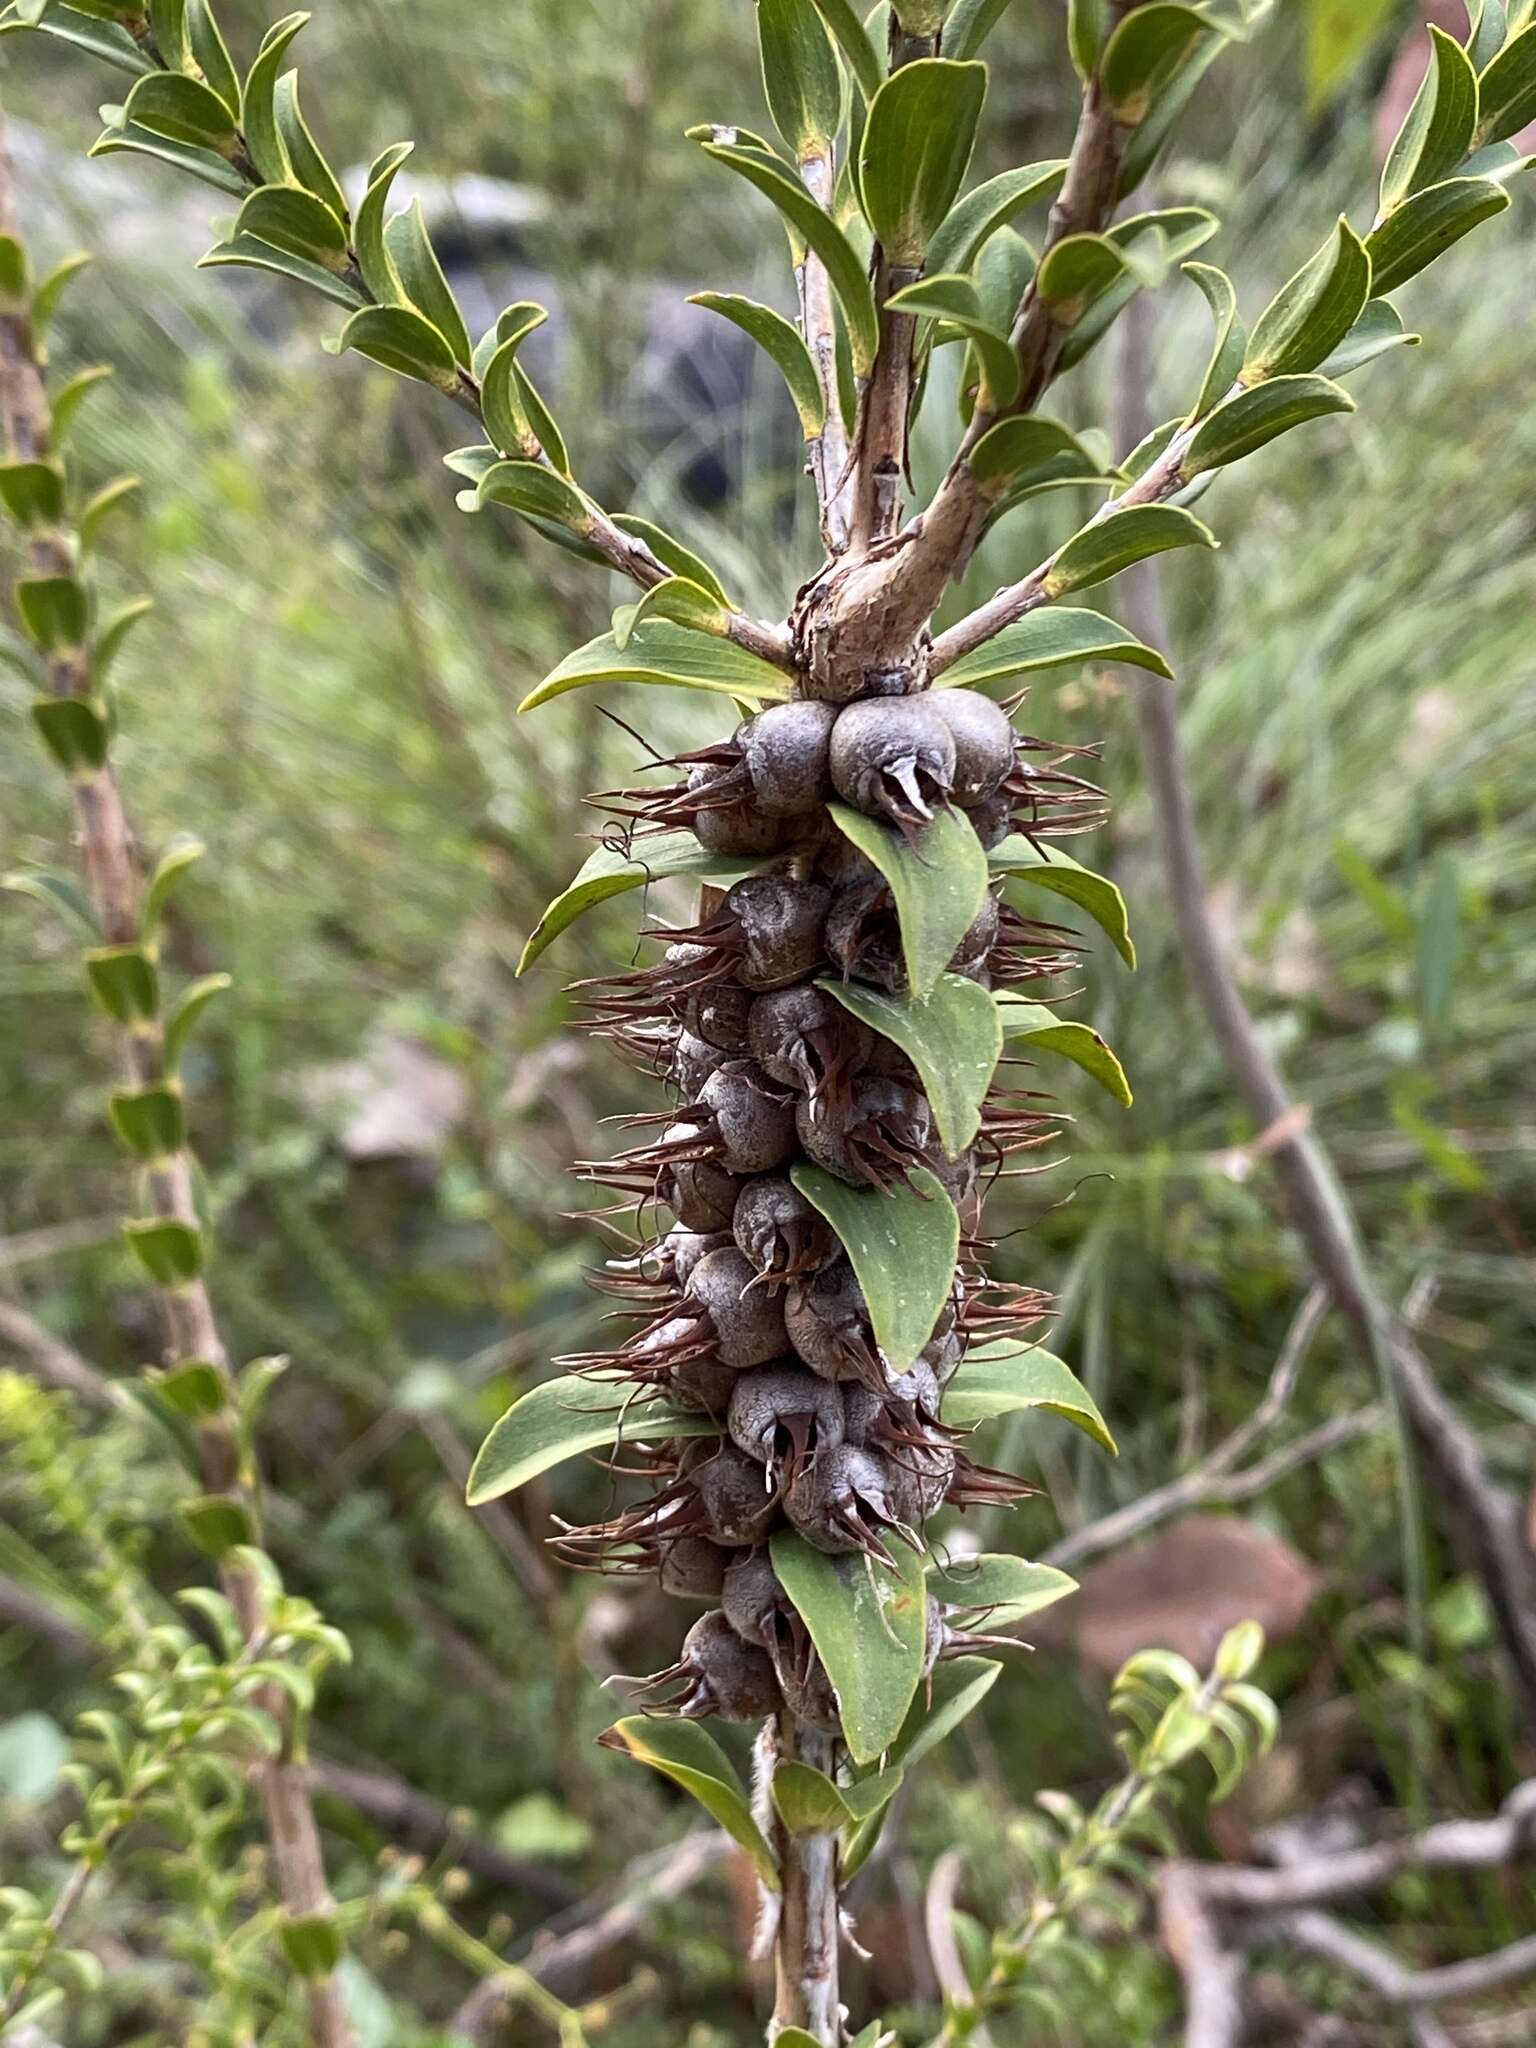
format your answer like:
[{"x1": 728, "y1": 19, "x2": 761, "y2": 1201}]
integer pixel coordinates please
[
  {"x1": 721, "y1": 1548, "x2": 789, "y2": 1650},
  {"x1": 684, "y1": 981, "x2": 753, "y2": 1053},
  {"x1": 784, "y1": 1259, "x2": 879, "y2": 1384},
  {"x1": 688, "y1": 761, "x2": 799, "y2": 855},
  {"x1": 784, "y1": 1443, "x2": 910, "y2": 1557},
  {"x1": 824, "y1": 879, "x2": 904, "y2": 992},
  {"x1": 672, "y1": 1609, "x2": 785, "y2": 1720},
  {"x1": 658, "y1": 1534, "x2": 733, "y2": 1600},
  {"x1": 774, "y1": 1647, "x2": 842, "y2": 1733},
  {"x1": 663, "y1": 1226, "x2": 730, "y2": 1290},
  {"x1": 966, "y1": 791, "x2": 1014, "y2": 849},
  {"x1": 725, "y1": 875, "x2": 831, "y2": 991},
  {"x1": 829, "y1": 697, "x2": 957, "y2": 827},
  {"x1": 727, "y1": 1362, "x2": 846, "y2": 1471},
  {"x1": 687, "y1": 1246, "x2": 788, "y2": 1368},
  {"x1": 673, "y1": 1029, "x2": 732, "y2": 1096},
  {"x1": 928, "y1": 689, "x2": 1016, "y2": 804},
  {"x1": 697, "y1": 1061, "x2": 798, "y2": 1176},
  {"x1": 732, "y1": 1173, "x2": 840, "y2": 1284},
  {"x1": 688, "y1": 1443, "x2": 784, "y2": 1547},
  {"x1": 661, "y1": 1148, "x2": 742, "y2": 1232},
  {"x1": 740, "y1": 700, "x2": 838, "y2": 817},
  {"x1": 747, "y1": 984, "x2": 871, "y2": 1096},
  {"x1": 795, "y1": 1076, "x2": 933, "y2": 1188}
]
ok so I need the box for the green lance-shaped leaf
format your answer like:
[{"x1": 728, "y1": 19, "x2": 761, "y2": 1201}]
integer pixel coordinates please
[
  {"x1": 925, "y1": 160, "x2": 1068, "y2": 278},
  {"x1": 771, "y1": 1760, "x2": 901, "y2": 1836},
  {"x1": 467, "y1": 1375, "x2": 714, "y2": 1504},
  {"x1": 888, "y1": 1654, "x2": 1001, "y2": 1772},
  {"x1": 162, "y1": 972, "x2": 232, "y2": 1075},
  {"x1": 770, "y1": 1530, "x2": 930, "y2": 1764},
  {"x1": 1242, "y1": 218, "x2": 1372, "y2": 382},
  {"x1": 478, "y1": 305, "x2": 550, "y2": 455},
  {"x1": 33, "y1": 696, "x2": 110, "y2": 774},
  {"x1": 1, "y1": 2, "x2": 154, "y2": 75},
  {"x1": 1055, "y1": 208, "x2": 1219, "y2": 373},
  {"x1": 1183, "y1": 261, "x2": 1246, "y2": 417},
  {"x1": 939, "y1": 608, "x2": 1173, "y2": 693},
  {"x1": 519, "y1": 831, "x2": 767, "y2": 974},
  {"x1": 142, "y1": 832, "x2": 206, "y2": 935},
  {"x1": 689, "y1": 293, "x2": 824, "y2": 438},
  {"x1": 1035, "y1": 232, "x2": 1138, "y2": 318},
  {"x1": 234, "y1": 186, "x2": 349, "y2": 268},
  {"x1": 825, "y1": 803, "x2": 989, "y2": 998},
  {"x1": 95, "y1": 597, "x2": 153, "y2": 687},
  {"x1": 88, "y1": 123, "x2": 248, "y2": 197},
  {"x1": 242, "y1": 10, "x2": 310, "y2": 185},
  {"x1": 943, "y1": 1338, "x2": 1117, "y2": 1452},
  {"x1": 995, "y1": 994, "x2": 1133, "y2": 1106},
  {"x1": 274, "y1": 72, "x2": 349, "y2": 224},
  {"x1": 385, "y1": 199, "x2": 473, "y2": 370},
  {"x1": 599, "y1": 1718, "x2": 780, "y2": 1890},
  {"x1": 473, "y1": 460, "x2": 594, "y2": 539},
  {"x1": 336, "y1": 305, "x2": 458, "y2": 390},
  {"x1": 928, "y1": 1553, "x2": 1078, "y2": 1628},
  {"x1": 1068, "y1": 0, "x2": 1109, "y2": 77},
  {"x1": 690, "y1": 127, "x2": 879, "y2": 375},
  {"x1": 946, "y1": 0, "x2": 1017, "y2": 61},
  {"x1": 1381, "y1": 25, "x2": 1479, "y2": 214},
  {"x1": 1318, "y1": 297, "x2": 1421, "y2": 378},
  {"x1": 969, "y1": 416, "x2": 1113, "y2": 493},
  {"x1": 117, "y1": 71, "x2": 238, "y2": 152},
  {"x1": 124, "y1": 1217, "x2": 204, "y2": 1286},
  {"x1": 818, "y1": 973, "x2": 1001, "y2": 1155},
  {"x1": 859, "y1": 59, "x2": 987, "y2": 267},
  {"x1": 187, "y1": 0, "x2": 240, "y2": 117},
  {"x1": 51, "y1": 364, "x2": 113, "y2": 443},
  {"x1": 757, "y1": 0, "x2": 842, "y2": 162},
  {"x1": 1100, "y1": 3, "x2": 1213, "y2": 123},
  {"x1": 0, "y1": 460, "x2": 64, "y2": 525},
  {"x1": 612, "y1": 577, "x2": 732, "y2": 650},
  {"x1": 33, "y1": 251, "x2": 94, "y2": 330},
  {"x1": 886, "y1": 274, "x2": 1019, "y2": 409},
  {"x1": 80, "y1": 476, "x2": 141, "y2": 550},
  {"x1": 519, "y1": 619, "x2": 790, "y2": 714},
  {"x1": 1183, "y1": 373, "x2": 1355, "y2": 476},
  {"x1": 354, "y1": 141, "x2": 414, "y2": 304},
  {"x1": 612, "y1": 516, "x2": 733, "y2": 605},
  {"x1": 200, "y1": 234, "x2": 364, "y2": 310},
  {"x1": 790, "y1": 1163, "x2": 960, "y2": 1372},
  {"x1": 806, "y1": 0, "x2": 882, "y2": 100},
  {"x1": 17, "y1": 576, "x2": 87, "y2": 653},
  {"x1": 4, "y1": 867, "x2": 99, "y2": 940},
  {"x1": 109, "y1": 1084, "x2": 186, "y2": 1160},
  {"x1": 989, "y1": 837, "x2": 1136, "y2": 968},
  {"x1": 85, "y1": 945, "x2": 159, "y2": 1024},
  {"x1": 1476, "y1": 20, "x2": 1536, "y2": 143},
  {"x1": 1364, "y1": 176, "x2": 1510, "y2": 295},
  {"x1": 1044, "y1": 505, "x2": 1218, "y2": 600}
]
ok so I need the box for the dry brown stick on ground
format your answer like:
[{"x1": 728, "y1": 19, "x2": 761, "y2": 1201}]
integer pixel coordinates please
[{"x1": 1111, "y1": 294, "x2": 1536, "y2": 1732}]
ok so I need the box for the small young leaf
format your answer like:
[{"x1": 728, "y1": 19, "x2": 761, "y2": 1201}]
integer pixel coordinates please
[
  {"x1": 825, "y1": 803, "x2": 989, "y2": 997},
  {"x1": 968, "y1": 416, "x2": 1109, "y2": 491},
  {"x1": 467, "y1": 1375, "x2": 712, "y2": 1504},
  {"x1": 806, "y1": 0, "x2": 882, "y2": 100},
  {"x1": 0, "y1": 460, "x2": 64, "y2": 526},
  {"x1": 337, "y1": 305, "x2": 459, "y2": 389},
  {"x1": 241, "y1": 11, "x2": 309, "y2": 184},
  {"x1": 84, "y1": 945, "x2": 159, "y2": 1024},
  {"x1": 1182, "y1": 374, "x2": 1355, "y2": 476},
  {"x1": 689, "y1": 292, "x2": 825, "y2": 438},
  {"x1": 109, "y1": 1084, "x2": 186, "y2": 1160},
  {"x1": 1364, "y1": 175, "x2": 1510, "y2": 295},
  {"x1": 924, "y1": 160, "x2": 1067, "y2": 278},
  {"x1": 1100, "y1": 3, "x2": 1211, "y2": 123},
  {"x1": 1043, "y1": 505, "x2": 1217, "y2": 599},
  {"x1": 790, "y1": 1162, "x2": 960, "y2": 1372},
  {"x1": 1035, "y1": 231, "x2": 1135, "y2": 314},
  {"x1": 4, "y1": 867, "x2": 99, "y2": 939},
  {"x1": 123, "y1": 1217, "x2": 204, "y2": 1285},
  {"x1": 384, "y1": 198, "x2": 473, "y2": 369},
  {"x1": 1317, "y1": 298, "x2": 1421, "y2": 378},
  {"x1": 32, "y1": 696, "x2": 110, "y2": 773},
  {"x1": 1182, "y1": 261, "x2": 1246, "y2": 416},
  {"x1": 772, "y1": 1760, "x2": 855, "y2": 1833},
  {"x1": 273, "y1": 72, "x2": 349, "y2": 224},
  {"x1": 1067, "y1": 0, "x2": 1108, "y2": 78},
  {"x1": 1, "y1": 2, "x2": 152, "y2": 75},
  {"x1": 143, "y1": 833, "x2": 206, "y2": 934},
  {"x1": 599, "y1": 1718, "x2": 779, "y2": 1889},
  {"x1": 859, "y1": 59, "x2": 988, "y2": 267},
  {"x1": 1475, "y1": 19, "x2": 1536, "y2": 142},
  {"x1": 995, "y1": 995, "x2": 1133, "y2": 1106},
  {"x1": 480, "y1": 306, "x2": 553, "y2": 454},
  {"x1": 163, "y1": 972, "x2": 232, "y2": 1074},
  {"x1": 32, "y1": 251, "x2": 93, "y2": 329},
  {"x1": 929, "y1": 1553, "x2": 1078, "y2": 1627},
  {"x1": 519, "y1": 831, "x2": 765, "y2": 974},
  {"x1": 614, "y1": 577, "x2": 730, "y2": 649},
  {"x1": 1056, "y1": 206, "x2": 1219, "y2": 371},
  {"x1": 519, "y1": 621, "x2": 790, "y2": 714},
  {"x1": 474, "y1": 460, "x2": 594, "y2": 536},
  {"x1": 938, "y1": 608, "x2": 1173, "y2": 691},
  {"x1": 945, "y1": 0, "x2": 1016, "y2": 61},
  {"x1": 186, "y1": 0, "x2": 240, "y2": 117},
  {"x1": 354, "y1": 141, "x2": 413, "y2": 304},
  {"x1": 1381, "y1": 25, "x2": 1479, "y2": 213},
  {"x1": 51, "y1": 364, "x2": 113, "y2": 443},
  {"x1": 885, "y1": 273, "x2": 1019, "y2": 407},
  {"x1": 1242, "y1": 218, "x2": 1372, "y2": 382},
  {"x1": 769, "y1": 1530, "x2": 929, "y2": 1764},
  {"x1": 691, "y1": 128, "x2": 879, "y2": 374},
  {"x1": 989, "y1": 837, "x2": 1136, "y2": 968},
  {"x1": 757, "y1": 0, "x2": 843, "y2": 161},
  {"x1": 17, "y1": 577, "x2": 87, "y2": 653},
  {"x1": 94, "y1": 597, "x2": 154, "y2": 686},
  {"x1": 943, "y1": 1338, "x2": 1117, "y2": 1451},
  {"x1": 818, "y1": 973, "x2": 1002, "y2": 1155},
  {"x1": 610, "y1": 517, "x2": 732, "y2": 607}
]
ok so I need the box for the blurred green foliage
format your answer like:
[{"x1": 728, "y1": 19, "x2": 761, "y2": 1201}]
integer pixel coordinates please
[{"x1": 1, "y1": 1, "x2": 1532, "y2": 2041}]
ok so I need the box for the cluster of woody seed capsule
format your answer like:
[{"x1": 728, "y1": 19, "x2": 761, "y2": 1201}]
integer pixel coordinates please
[{"x1": 553, "y1": 680, "x2": 1105, "y2": 1726}]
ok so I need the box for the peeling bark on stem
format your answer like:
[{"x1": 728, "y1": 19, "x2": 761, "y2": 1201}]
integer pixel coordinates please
[{"x1": 771, "y1": 1717, "x2": 842, "y2": 2044}]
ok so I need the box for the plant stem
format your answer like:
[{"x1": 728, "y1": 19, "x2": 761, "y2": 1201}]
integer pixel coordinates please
[
  {"x1": 770, "y1": 1716, "x2": 842, "y2": 2044},
  {"x1": 0, "y1": 131, "x2": 354, "y2": 2048}
]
